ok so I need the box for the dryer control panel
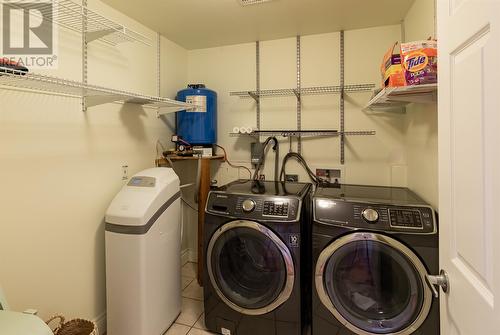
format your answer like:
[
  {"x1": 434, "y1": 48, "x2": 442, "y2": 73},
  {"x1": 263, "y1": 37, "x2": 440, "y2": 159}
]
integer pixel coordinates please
[
  {"x1": 314, "y1": 198, "x2": 436, "y2": 234},
  {"x1": 206, "y1": 192, "x2": 302, "y2": 222}
]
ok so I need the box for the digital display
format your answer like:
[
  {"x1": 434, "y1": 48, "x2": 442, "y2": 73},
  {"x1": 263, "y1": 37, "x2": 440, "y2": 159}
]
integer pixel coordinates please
[
  {"x1": 127, "y1": 176, "x2": 156, "y2": 187},
  {"x1": 263, "y1": 201, "x2": 289, "y2": 217},
  {"x1": 389, "y1": 209, "x2": 423, "y2": 229}
]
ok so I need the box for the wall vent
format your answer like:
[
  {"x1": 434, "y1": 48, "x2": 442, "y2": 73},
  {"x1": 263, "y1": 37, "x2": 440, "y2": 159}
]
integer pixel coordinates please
[{"x1": 238, "y1": 0, "x2": 274, "y2": 6}]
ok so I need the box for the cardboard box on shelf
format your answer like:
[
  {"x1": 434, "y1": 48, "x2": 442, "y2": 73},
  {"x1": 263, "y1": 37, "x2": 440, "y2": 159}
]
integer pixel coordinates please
[
  {"x1": 400, "y1": 40, "x2": 438, "y2": 86},
  {"x1": 381, "y1": 42, "x2": 405, "y2": 88}
]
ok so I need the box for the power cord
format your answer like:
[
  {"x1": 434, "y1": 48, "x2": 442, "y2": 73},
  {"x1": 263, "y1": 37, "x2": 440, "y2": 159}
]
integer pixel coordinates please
[
  {"x1": 252, "y1": 137, "x2": 279, "y2": 182},
  {"x1": 215, "y1": 144, "x2": 252, "y2": 179}
]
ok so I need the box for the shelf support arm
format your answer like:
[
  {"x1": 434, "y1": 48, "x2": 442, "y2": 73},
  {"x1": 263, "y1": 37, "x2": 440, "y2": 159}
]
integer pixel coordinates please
[
  {"x1": 86, "y1": 28, "x2": 120, "y2": 43},
  {"x1": 293, "y1": 89, "x2": 301, "y2": 101},
  {"x1": 248, "y1": 91, "x2": 260, "y2": 102},
  {"x1": 157, "y1": 106, "x2": 193, "y2": 117},
  {"x1": 85, "y1": 95, "x2": 124, "y2": 107}
]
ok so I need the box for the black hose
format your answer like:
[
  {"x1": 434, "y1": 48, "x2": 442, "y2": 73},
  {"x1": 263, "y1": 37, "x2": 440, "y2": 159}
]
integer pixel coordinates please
[
  {"x1": 252, "y1": 137, "x2": 279, "y2": 181},
  {"x1": 273, "y1": 138, "x2": 279, "y2": 182},
  {"x1": 280, "y1": 152, "x2": 327, "y2": 185}
]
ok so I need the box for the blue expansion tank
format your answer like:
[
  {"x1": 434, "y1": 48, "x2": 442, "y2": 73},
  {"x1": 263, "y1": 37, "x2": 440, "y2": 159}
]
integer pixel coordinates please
[{"x1": 176, "y1": 84, "x2": 217, "y2": 146}]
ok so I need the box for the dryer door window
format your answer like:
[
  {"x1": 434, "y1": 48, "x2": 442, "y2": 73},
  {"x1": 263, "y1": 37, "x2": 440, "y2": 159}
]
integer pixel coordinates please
[
  {"x1": 315, "y1": 232, "x2": 433, "y2": 335},
  {"x1": 207, "y1": 220, "x2": 295, "y2": 315}
]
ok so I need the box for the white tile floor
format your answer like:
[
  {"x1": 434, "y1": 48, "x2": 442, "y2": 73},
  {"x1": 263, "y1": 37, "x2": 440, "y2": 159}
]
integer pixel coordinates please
[{"x1": 165, "y1": 262, "x2": 216, "y2": 335}]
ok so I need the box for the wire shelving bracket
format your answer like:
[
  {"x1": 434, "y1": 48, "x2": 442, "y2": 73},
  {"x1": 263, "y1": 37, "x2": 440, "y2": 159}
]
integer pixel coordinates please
[
  {"x1": 296, "y1": 36, "x2": 302, "y2": 154},
  {"x1": 5, "y1": 0, "x2": 152, "y2": 46},
  {"x1": 364, "y1": 84, "x2": 438, "y2": 111},
  {"x1": 229, "y1": 33, "x2": 377, "y2": 164}
]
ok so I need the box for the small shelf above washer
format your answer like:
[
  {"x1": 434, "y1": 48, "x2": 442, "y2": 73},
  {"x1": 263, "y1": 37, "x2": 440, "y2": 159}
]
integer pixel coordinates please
[
  {"x1": 230, "y1": 84, "x2": 375, "y2": 101},
  {"x1": 229, "y1": 130, "x2": 376, "y2": 138},
  {"x1": 364, "y1": 84, "x2": 438, "y2": 111}
]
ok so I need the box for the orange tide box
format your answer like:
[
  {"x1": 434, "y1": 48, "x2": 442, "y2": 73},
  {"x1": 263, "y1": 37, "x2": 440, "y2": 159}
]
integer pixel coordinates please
[
  {"x1": 381, "y1": 42, "x2": 405, "y2": 88},
  {"x1": 400, "y1": 40, "x2": 438, "y2": 85}
]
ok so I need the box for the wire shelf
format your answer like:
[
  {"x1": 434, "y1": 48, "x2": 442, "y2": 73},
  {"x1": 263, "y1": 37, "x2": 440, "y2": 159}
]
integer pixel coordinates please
[
  {"x1": 229, "y1": 130, "x2": 375, "y2": 138},
  {"x1": 230, "y1": 84, "x2": 375, "y2": 100},
  {"x1": 0, "y1": 67, "x2": 195, "y2": 114},
  {"x1": 364, "y1": 84, "x2": 438, "y2": 111},
  {"x1": 4, "y1": 0, "x2": 152, "y2": 46}
]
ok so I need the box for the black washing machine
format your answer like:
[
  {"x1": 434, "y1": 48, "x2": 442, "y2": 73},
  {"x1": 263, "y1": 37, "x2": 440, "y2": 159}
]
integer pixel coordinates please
[
  {"x1": 312, "y1": 184, "x2": 440, "y2": 335},
  {"x1": 204, "y1": 180, "x2": 312, "y2": 335}
]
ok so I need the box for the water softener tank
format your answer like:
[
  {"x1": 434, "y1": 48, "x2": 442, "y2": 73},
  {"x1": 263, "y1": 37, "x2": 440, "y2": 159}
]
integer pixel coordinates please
[{"x1": 176, "y1": 84, "x2": 217, "y2": 145}]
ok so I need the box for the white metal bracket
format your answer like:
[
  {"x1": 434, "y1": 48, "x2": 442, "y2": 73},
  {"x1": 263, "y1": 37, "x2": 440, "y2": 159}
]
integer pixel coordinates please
[
  {"x1": 85, "y1": 95, "x2": 124, "y2": 107},
  {"x1": 82, "y1": 0, "x2": 88, "y2": 112},
  {"x1": 156, "y1": 106, "x2": 194, "y2": 118},
  {"x1": 86, "y1": 29, "x2": 119, "y2": 43}
]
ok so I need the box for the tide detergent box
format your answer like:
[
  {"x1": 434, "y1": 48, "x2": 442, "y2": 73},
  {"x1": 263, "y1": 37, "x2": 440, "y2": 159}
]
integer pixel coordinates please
[{"x1": 400, "y1": 40, "x2": 438, "y2": 86}]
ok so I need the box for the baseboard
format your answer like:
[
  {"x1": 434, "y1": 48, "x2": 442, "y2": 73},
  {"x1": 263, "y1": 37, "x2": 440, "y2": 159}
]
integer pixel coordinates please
[{"x1": 93, "y1": 312, "x2": 107, "y2": 334}]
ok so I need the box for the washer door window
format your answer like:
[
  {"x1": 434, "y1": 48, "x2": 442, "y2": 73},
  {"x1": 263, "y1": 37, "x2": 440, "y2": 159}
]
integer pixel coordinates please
[
  {"x1": 315, "y1": 233, "x2": 432, "y2": 335},
  {"x1": 208, "y1": 220, "x2": 295, "y2": 315}
]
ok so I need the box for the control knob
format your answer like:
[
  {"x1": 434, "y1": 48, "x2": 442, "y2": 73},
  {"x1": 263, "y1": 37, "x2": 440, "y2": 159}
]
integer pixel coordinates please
[
  {"x1": 362, "y1": 208, "x2": 379, "y2": 223},
  {"x1": 242, "y1": 199, "x2": 256, "y2": 213}
]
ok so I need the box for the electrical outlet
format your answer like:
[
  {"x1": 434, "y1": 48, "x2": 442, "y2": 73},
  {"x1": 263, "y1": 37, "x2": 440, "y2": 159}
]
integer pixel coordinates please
[
  {"x1": 259, "y1": 174, "x2": 266, "y2": 181},
  {"x1": 316, "y1": 168, "x2": 343, "y2": 185},
  {"x1": 122, "y1": 165, "x2": 129, "y2": 180},
  {"x1": 285, "y1": 174, "x2": 299, "y2": 182}
]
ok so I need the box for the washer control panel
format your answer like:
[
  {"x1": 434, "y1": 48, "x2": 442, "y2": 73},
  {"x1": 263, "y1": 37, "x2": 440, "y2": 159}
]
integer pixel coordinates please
[
  {"x1": 206, "y1": 193, "x2": 301, "y2": 222},
  {"x1": 263, "y1": 201, "x2": 289, "y2": 217},
  {"x1": 314, "y1": 198, "x2": 436, "y2": 234},
  {"x1": 389, "y1": 209, "x2": 424, "y2": 229}
]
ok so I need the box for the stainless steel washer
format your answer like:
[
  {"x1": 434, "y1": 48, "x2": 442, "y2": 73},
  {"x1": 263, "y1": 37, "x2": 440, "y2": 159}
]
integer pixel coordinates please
[
  {"x1": 312, "y1": 184, "x2": 440, "y2": 335},
  {"x1": 203, "y1": 180, "x2": 312, "y2": 335}
]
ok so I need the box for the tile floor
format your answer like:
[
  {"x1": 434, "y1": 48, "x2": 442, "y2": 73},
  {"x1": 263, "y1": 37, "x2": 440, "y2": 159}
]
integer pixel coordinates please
[{"x1": 165, "y1": 262, "x2": 216, "y2": 335}]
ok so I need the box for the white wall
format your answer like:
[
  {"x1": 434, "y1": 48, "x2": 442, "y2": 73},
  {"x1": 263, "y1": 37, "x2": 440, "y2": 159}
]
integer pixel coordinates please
[
  {"x1": 187, "y1": 25, "x2": 407, "y2": 187},
  {"x1": 404, "y1": 0, "x2": 439, "y2": 208},
  {"x1": 0, "y1": 0, "x2": 187, "y2": 329}
]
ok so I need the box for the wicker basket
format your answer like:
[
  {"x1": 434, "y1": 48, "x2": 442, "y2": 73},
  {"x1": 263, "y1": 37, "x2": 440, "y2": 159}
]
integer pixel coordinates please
[{"x1": 46, "y1": 315, "x2": 99, "y2": 335}]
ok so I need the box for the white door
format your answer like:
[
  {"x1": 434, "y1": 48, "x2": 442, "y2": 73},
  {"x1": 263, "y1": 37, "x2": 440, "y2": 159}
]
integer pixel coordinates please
[{"x1": 438, "y1": 0, "x2": 500, "y2": 334}]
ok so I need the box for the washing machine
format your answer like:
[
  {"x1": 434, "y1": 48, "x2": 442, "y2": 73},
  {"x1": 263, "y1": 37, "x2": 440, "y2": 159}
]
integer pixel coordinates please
[
  {"x1": 203, "y1": 180, "x2": 312, "y2": 335},
  {"x1": 312, "y1": 184, "x2": 440, "y2": 335}
]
